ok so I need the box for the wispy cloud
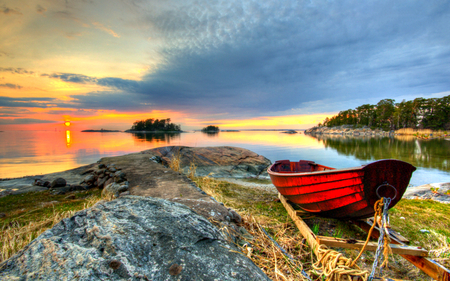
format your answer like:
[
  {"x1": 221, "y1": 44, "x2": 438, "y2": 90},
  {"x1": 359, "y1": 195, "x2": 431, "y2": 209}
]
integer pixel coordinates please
[
  {"x1": 0, "y1": 96, "x2": 58, "y2": 108},
  {"x1": 0, "y1": 83, "x2": 22, "y2": 89},
  {"x1": 1, "y1": 5, "x2": 22, "y2": 15},
  {"x1": 0, "y1": 118, "x2": 57, "y2": 125},
  {"x1": 0, "y1": 67, "x2": 35, "y2": 75},
  {"x1": 92, "y1": 22, "x2": 120, "y2": 38}
]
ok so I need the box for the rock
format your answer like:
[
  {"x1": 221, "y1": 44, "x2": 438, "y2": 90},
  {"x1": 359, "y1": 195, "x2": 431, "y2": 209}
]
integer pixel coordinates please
[
  {"x1": 114, "y1": 171, "x2": 126, "y2": 183},
  {"x1": 33, "y1": 179, "x2": 44, "y2": 186},
  {"x1": 0, "y1": 213, "x2": 6, "y2": 218},
  {"x1": 0, "y1": 196, "x2": 270, "y2": 281},
  {"x1": 50, "y1": 186, "x2": 71, "y2": 195},
  {"x1": 96, "y1": 177, "x2": 109, "y2": 189},
  {"x1": 50, "y1": 178, "x2": 66, "y2": 188},
  {"x1": 70, "y1": 185, "x2": 88, "y2": 191},
  {"x1": 420, "y1": 229, "x2": 430, "y2": 234},
  {"x1": 98, "y1": 163, "x2": 106, "y2": 169},
  {"x1": 83, "y1": 174, "x2": 96, "y2": 185},
  {"x1": 102, "y1": 182, "x2": 128, "y2": 198},
  {"x1": 148, "y1": 146, "x2": 272, "y2": 178}
]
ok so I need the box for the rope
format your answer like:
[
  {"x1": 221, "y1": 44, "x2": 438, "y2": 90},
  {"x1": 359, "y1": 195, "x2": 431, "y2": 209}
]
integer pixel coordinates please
[
  {"x1": 351, "y1": 198, "x2": 384, "y2": 267},
  {"x1": 312, "y1": 244, "x2": 369, "y2": 281}
]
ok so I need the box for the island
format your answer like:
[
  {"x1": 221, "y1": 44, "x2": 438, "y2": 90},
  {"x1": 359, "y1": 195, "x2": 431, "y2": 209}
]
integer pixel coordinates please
[{"x1": 125, "y1": 118, "x2": 182, "y2": 132}]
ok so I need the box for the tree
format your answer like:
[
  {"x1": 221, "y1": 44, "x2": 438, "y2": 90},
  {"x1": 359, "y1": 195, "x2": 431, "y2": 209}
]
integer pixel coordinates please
[{"x1": 201, "y1": 125, "x2": 219, "y2": 132}]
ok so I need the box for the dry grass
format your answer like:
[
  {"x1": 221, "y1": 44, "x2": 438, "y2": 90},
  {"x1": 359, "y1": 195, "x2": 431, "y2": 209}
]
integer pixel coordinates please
[
  {"x1": 0, "y1": 192, "x2": 107, "y2": 262},
  {"x1": 169, "y1": 152, "x2": 182, "y2": 173},
  {"x1": 395, "y1": 128, "x2": 448, "y2": 136},
  {"x1": 238, "y1": 213, "x2": 311, "y2": 281},
  {"x1": 193, "y1": 176, "x2": 450, "y2": 280}
]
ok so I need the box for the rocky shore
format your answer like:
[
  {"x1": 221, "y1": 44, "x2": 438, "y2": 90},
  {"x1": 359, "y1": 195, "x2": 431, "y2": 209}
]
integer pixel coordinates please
[
  {"x1": 305, "y1": 125, "x2": 394, "y2": 136},
  {"x1": 0, "y1": 146, "x2": 273, "y2": 280},
  {"x1": 1, "y1": 146, "x2": 449, "y2": 279}
]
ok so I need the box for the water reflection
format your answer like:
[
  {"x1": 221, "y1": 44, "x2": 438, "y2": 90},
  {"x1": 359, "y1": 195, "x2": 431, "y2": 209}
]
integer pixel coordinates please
[
  {"x1": 202, "y1": 131, "x2": 219, "y2": 138},
  {"x1": 131, "y1": 132, "x2": 181, "y2": 143},
  {"x1": 66, "y1": 130, "x2": 72, "y2": 147},
  {"x1": 309, "y1": 134, "x2": 450, "y2": 171}
]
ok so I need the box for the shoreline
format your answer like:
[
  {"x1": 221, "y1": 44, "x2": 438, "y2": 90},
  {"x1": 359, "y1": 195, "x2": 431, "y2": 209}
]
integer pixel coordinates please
[{"x1": 1, "y1": 148, "x2": 449, "y2": 203}]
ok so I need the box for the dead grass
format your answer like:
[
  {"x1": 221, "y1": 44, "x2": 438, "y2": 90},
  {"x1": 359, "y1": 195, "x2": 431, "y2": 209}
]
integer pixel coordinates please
[
  {"x1": 0, "y1": 189, "x2": 107, "y2": 262},
  {"x1": 194, "y1": 176, "x2": 449, "y2": 280}
]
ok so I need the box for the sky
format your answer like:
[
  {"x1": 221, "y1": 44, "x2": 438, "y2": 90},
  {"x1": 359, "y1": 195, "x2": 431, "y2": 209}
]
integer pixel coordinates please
[{"x1": 1, "y1": 0, "x2": 450, "y2": 131}]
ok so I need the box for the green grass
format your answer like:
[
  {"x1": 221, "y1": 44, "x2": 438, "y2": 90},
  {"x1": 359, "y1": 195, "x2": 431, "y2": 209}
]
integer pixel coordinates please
[{"x1": 0, "y1": 189, "x2": 102, "y2": 227}]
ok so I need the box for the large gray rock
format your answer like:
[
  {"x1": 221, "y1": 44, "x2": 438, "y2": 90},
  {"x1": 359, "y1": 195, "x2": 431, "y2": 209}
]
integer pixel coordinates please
[
  {"x1": 149, "y1": 146, "x2": 272, "y2": 178},
  {"x1": 0, "y1": 196, "x2": 270, "y2": 281}
]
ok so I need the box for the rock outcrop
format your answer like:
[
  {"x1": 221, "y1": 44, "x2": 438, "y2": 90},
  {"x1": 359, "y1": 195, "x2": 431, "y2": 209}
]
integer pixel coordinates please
[
  {"x1": 305, "y1": 125, "x2": 394, "y2": 136},
  {"x1": 148, "y1": 146, "x2": 272, "y2": 178},
  {"x1": 0, "y1": 196, "x2": 270, "y2": 281}
]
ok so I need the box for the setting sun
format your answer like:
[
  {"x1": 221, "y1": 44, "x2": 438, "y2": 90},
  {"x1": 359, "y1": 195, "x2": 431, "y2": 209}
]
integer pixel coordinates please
[{"x1": 64, "y1": 121, "x2": 71, "y2": 127}]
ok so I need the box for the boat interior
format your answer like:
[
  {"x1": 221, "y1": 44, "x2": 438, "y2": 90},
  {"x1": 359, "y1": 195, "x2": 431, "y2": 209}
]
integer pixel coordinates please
[{"x1": 271, "y1": 160, "x2": 335, "y2": 173}]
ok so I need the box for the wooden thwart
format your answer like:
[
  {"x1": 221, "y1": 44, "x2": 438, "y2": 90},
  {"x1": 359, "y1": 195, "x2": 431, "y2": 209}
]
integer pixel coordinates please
[{"x1": 279, "y1": 193, "x2": 450, "y2": 281}]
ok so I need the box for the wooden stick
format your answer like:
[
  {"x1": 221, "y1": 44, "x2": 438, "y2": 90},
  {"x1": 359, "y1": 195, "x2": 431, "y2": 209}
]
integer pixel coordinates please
[
  {"x1": 353, "y1": 219, "x2": 450, "y2": 280},
  {"x1": 316, "y1": 236, "x2": 428, "y2": 257}
]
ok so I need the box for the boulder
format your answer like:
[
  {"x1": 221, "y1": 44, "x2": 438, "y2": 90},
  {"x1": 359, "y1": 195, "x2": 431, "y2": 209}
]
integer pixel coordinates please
[
  {"x1": 0, "y1": 196, "x2": 270, "y2": 281},
  {"x1": 148, "y1": 146, "x2": 272, "y2": 178},
  {"x1": 102, "y1": 182, "x2": 128, "y2": 198},
  {"x1": 50, "y1": 177, "x2": 66, "y2": 188}
]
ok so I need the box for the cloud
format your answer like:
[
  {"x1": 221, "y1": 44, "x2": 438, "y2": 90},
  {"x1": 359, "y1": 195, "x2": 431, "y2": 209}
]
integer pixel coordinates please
[
  {"x1": 0, "y1": 83, "x2": 22, "y2": 89},
  {"x1": 0, "y1": 67, "x2": 34, "y2": 75},
  {"x1": 41, "y1": 73, "x2": 97, "y2": 84},
  {"x1": 6, "y1": 0, "x2": 450, "y2": 121},
  {"x1": 36, "y1": 5, "x2": 47, "y2": 15},
  {"x1": 0, "y1": 96, "x2": 57, "y2": 108},
  {"x1": 92, "y1": 22, "x2": 120, "y2": 38},
  {"x1": 1, "y1": 5, "x2": 22, "y2": 15},
  {"x1": 0, "y1": 118, "x2": 57, "y2": 125}
]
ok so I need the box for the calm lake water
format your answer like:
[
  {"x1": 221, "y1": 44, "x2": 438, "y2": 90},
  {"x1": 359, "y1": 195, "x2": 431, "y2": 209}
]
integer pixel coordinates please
[{"x1": 1, "y1": 130, "x2": 449, "y2": 186}]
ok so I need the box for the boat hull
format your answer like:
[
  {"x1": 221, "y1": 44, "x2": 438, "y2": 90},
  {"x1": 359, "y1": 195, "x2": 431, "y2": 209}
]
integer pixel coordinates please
[{"x1": 268, "y1": 159, "x2": 416, "y2": 219}]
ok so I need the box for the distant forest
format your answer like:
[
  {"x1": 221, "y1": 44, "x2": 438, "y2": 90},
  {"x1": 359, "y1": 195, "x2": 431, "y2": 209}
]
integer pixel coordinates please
[
  {"x1": 320, "y1": 95, "x2": 450, "y2": 131},
  {"x1": 130, "y1": 118, "x2": 181, "y2": 131}
]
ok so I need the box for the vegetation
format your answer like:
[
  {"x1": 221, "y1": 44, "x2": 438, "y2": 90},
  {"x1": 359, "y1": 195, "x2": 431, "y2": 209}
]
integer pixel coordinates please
[
  {"x1": 193, "y1": 176, "x2": 449, "y2": 280},
  {"x1": 320, "y1": 95, "x2": 450, "y2": 131},
  {"x1": 130, "y1": 118, "x2": 181, "y2": 131},
  {"x1": 0, "y1": 189, "x2": 106, "y2": 262},
  {"x1": 201, "y1": 125, "x2": 219, "y2": 132}
]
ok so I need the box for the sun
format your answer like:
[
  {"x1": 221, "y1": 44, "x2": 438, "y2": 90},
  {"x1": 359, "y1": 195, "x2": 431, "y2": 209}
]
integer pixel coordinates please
[{"x1": 64, "y1": 121, "x2": 71, "y2": 127}]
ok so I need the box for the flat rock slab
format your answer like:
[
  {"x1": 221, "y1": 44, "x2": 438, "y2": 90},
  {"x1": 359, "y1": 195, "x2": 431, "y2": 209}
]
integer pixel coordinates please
[
  {"x1": 148, "y1": 146, "x2": 272, "y2": 178},
  {"x1": 97, "y1": 148, "x2": 240, "y2": 222},
  {"x1": 403, "y1": 182, "x2": 450, "y2": 203},
  {"x1": 0, "y1": 196, "x2": 270, "y2": 281}
]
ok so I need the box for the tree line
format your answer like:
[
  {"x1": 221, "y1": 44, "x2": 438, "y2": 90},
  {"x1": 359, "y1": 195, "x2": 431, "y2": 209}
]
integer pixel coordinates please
[
  {"x1": 320, "y1": 95, "x2": 450, "y2": 131},
  {"x1": 130, "y1": 118, "x2": 181, "y2": 131}
]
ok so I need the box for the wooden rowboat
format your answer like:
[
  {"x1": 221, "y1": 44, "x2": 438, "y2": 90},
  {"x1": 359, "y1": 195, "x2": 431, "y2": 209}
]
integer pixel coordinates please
[{"x1": 268, "y1": 159, "x2": 416, "y2": 219}]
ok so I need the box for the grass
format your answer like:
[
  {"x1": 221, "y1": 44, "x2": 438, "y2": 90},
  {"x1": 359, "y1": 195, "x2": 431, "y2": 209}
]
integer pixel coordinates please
[
  {"x1": 0, "y1": 188, "x2": 104, "y2": 262},
  {"x1": 193, "y1": 176, "x2": 450, "y2": 280}
]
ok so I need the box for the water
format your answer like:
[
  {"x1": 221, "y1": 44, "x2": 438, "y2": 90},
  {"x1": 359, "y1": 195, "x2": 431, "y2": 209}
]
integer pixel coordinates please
[{"x1": 1, "y1": 130, "x2": 449, "y2": 186}]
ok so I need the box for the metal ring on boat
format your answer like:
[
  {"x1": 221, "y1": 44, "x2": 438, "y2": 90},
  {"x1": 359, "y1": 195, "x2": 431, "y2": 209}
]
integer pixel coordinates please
[{"x1": 376, "y1": 182, "x2": 397, "y2": 200}]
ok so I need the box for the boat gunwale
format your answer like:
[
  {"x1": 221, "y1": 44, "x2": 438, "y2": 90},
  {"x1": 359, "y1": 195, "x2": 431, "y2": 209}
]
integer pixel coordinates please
[{"x1": 267, "y1": 165, "x2": 364, "y2": 177}]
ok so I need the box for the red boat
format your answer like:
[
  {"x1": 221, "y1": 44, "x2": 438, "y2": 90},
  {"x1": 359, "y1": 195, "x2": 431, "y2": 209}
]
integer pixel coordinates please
[{"x1": 268, "y1": 159, "x2": 416, "y2": 219}]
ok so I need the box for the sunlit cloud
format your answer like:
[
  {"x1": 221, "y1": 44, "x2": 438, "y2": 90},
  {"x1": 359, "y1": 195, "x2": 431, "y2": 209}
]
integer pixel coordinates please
[{"x1": 92, "y1": 22, "x2": 120, "y2": 38}]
